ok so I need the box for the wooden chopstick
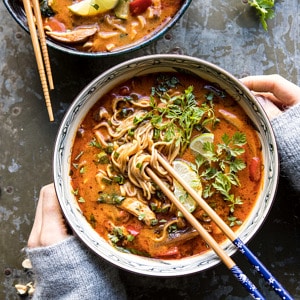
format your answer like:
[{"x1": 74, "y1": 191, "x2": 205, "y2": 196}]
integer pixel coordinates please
[
  {"x1": 146, "y1": 167, "x2": 264, "y2": 299},
  {"x1": 155, "y1": 153, "x2": 293, "y2": 300},
  {"x1": 31, "y1": 0, "x2": 54, "y2": 90},
  {"x1": 22, "y1": 0, "x2": 54, "y2": 121}
]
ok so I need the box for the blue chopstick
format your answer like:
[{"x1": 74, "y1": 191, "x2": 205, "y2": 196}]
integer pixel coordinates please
[
  {"x1": 231, "y1": 265, "x2": 264, "y2": 299},
  {"x1": 147, "y1": 166, "x2": 265, "y2": 299},
  {"x1": 233, "y1": 237, "x2": 293, "y2": 300},
  {"x1": 156, "y1": 155, "x2": 293, "y2": 299}
]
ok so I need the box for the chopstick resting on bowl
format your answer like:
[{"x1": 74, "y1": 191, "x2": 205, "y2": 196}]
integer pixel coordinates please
[
  {"x1": 146, "y1": 153, "x2": 293, "y2": 300},
  {"x1": 146, "y1": 167, "x2": 264, "y2": 299},
  {"x1": 22, "y1": 0, "x2": 54, "y2": 121}
]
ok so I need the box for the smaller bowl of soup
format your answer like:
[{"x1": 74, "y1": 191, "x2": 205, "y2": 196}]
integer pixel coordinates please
[
  {"x1": 53, "y1": 54, "x2": 278, "y2": 276},
  {"x1": 4, "y1": 0, "x2": 191, "y2": 56}
]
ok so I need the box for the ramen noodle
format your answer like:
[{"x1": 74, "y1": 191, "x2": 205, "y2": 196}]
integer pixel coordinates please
[{"x1": 70, "y1": 72, "x2": 263, "y2": 259}]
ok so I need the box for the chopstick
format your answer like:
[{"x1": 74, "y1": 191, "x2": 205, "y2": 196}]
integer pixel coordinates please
[
  {"x1": 31, "y1": 0, "x2": 54, "y2": 90},
  {"x1": 155, "y1": 153, "x2": 293, "y2": 300},
  {"x1": 146, "y1": 167, "x2": 264, "y2": 299},
  {"x1": 22, "y1": 0, "x2": 54, "y2": 121}
]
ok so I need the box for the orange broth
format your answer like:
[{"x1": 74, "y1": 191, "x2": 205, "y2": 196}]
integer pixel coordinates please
[
  {"x1": 70, "y1": 73, "x2": 263, "y2": 259},
  {"x1": 40, "y1": 0, "x2": 183, "y2": 52}
]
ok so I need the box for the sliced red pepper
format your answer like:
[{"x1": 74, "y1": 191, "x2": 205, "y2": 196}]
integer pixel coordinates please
[
  {"x1": 154, "y1": 247, "x2": 181, "y2": 259},
  {"x1": 43, "y1": 17, "x2": 66, "y2": 32},
  {"x1": 249, "y1": 156, "x2": 261, "y2": 182},
  {"x1": 130, "y1": 0, "x2": 152, "y2": 16},
  {"x1": 126, "y1": 225, "x2": 140, "y2": 236}
]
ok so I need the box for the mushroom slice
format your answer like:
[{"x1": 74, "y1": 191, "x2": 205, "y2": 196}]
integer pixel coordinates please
[
  {"x1": 46, "y1": 25, "x2": 98, "y2": 44},
  {"x1": 161, "y1": 228, "x2": 199, "y2": 245}
]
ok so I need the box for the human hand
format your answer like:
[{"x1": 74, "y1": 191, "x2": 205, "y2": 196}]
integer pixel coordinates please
[
  {"x1": 27, "y1": 183, "x2": 71, "y2": 248},
  {"x1": 241, "y1": 74, "x2": 300, "y2": 119}
]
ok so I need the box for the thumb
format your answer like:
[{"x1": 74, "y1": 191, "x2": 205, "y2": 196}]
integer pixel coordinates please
[
  {"x1": 39, "y1": 184, "x2": 70, "y2": 246},
  {"x1": 256, "y1": 96, "x2": 282, "y2": 120}
]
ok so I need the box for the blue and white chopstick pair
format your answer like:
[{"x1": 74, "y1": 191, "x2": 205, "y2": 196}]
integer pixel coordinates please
[{"x1": 153, "y1": 154, "x2": 293, "y2": 300}]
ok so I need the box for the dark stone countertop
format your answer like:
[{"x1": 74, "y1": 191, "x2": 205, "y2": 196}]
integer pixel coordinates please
[{"x1": 1, "y1": 0, "x2": 300, "y2": 299}]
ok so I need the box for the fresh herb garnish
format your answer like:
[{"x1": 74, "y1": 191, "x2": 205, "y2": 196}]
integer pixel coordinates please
[
  {"x1": 39, "y1": 0, "x2": 55, "y2": 17},
  {"x1": 228, "y1": 216, "x2": 243, "y2": 227},
  {"x1": 97, "y1": 193, "x2": 125, "y2": 204},
  {"x1": 79, "y1": 166, "x2": 86, "y2": 174},
  {"x1": 89, "y1": 138, "x2": 102, "y2": 148},
  {"x1": 133, "y1": 76, "x2": 219, "y2": 154},
  {"x1": 78, "y1": 196, "x2": 85, "y2": 203},
  {"x1": 197, "y1": 132, "x2": 247, "y2": 213},
  {"x1": 248, "y1": 0, "x2": 275, "y2": 31},
  {"x1": 108, "y1": 226, "x2": 135, "y2": 245},
  {"x1": 89, "y1": 214, "x2": 97, "y2": 228},
  {"x1": 96, "y1": 152, "x2": 110, "y2": 164}
]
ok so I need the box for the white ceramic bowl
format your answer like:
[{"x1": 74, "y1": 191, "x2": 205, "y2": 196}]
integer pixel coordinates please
[{"x1": 53, "y1": 54, "x2": 279, "y2": 276}]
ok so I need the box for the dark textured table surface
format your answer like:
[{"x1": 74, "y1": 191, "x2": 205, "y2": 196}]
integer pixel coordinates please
[{"x1": 1, "y1": 0, "x2": 300, "y2": 299}]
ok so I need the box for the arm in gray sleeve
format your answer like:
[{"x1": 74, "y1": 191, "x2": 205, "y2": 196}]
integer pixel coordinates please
[
  {"x1": 271, "y1": 103, "x2": 300, "y2": 191},
  {"x1": 26, "y1": 236, "x2": 127, "y2": 300}
]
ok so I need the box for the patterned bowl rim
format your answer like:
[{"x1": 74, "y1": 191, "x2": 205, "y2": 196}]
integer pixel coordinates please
[{"x1": 53, "y1": 54, "x2": 279, "y2": 276}]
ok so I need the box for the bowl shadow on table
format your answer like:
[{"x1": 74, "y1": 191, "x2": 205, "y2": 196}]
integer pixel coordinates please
[
  {"x1": 119, "y1": 175, "x2": 300, "y2": 300},
  {"x1": 48, "y1": 47, "x2": 148, "y2": 122}
]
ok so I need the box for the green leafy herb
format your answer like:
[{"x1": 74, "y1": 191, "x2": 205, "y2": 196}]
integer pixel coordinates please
[
  {"x1": 78, "y1": 196, "x2": 85, "y2": 203},
  {"x1": 97, "y1": 193, "x2": 125, "y2": 204},
  {"x1": 104, "y1": 143, "x2": 114, "y2": 154},
  {"x1": 133, "y1": 75, "x2": 219, "y2": 154},
  {"x1": 150, "y1": 219, "x2": 158, "y2": 226},
  {"x1": 72, "y1": 189, "x2": 79, "y2": 196},
  {"x1": 127, "y1": 234, "x2": 135, "y2": 242},
  {"x1": 136, "y1": 162, "x2": 143, "y2": 170},
  {"x1": 92, "y1": 3, "x2": 100, "y2": 10},
  {"x1": 138, "y1": 213, "x2": 146, "y2": 221},
  {"x1": 89, "y1": 214, "x2": 97, "y2": 228},
  {"x1": 79, "y1": 166, "x2": 86, "y2": 174},
  {"x1": 168, "y1": 224, "x2": 178, "y2": 233},
  {"x1": 112, "y1": 174, "x2": 125, "y2": 184},
  {"x1": 89, "y1": 138, "x2": 102, "y2": 148},
  {"x1": 228, "y1": 216, "x2": 243, "y2": 227},
  {"x1": 108, "y1": 226, "x2": 135, "y2": 245},
  {"x1": 96, "y1": 152, "x2": 110, "y2": 164},
  {"x1": 39, "y1": 0, "x2": 55, "y2": 17},
  {"x1": 248, "y1": 0, "x2": 275, "y2": 31},
  {"x1": 198, "y1": 132, "x2": 247, "y2": 213}
]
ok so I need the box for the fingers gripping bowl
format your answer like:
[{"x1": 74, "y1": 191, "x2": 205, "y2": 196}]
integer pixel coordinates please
[
  {"x1": 4, "y1": 0, "x2": 191, "y2": 56},
  {"x1": 53, "y1": 55, "x2": 278, "y2": 276}
]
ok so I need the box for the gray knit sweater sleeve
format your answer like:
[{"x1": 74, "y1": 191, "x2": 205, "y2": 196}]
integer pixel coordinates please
[
  {"x1": 26, "y1": 236, "x2": 127, "y2": 300},
  {"x1": 271, "y1": 103, "x2": 300, "y2": 191}
]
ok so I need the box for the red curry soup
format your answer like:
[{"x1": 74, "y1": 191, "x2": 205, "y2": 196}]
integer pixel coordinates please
[
  {"x1": 38, "y1": 0, "x2": 184, "y2": 52},
  {"x1": 70, "y1": 72, "x2": 263, "y2": 259}
]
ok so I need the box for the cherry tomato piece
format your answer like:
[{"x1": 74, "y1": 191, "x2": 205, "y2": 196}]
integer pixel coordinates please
[
  {"x1": 130, "y1": 0, "x2": 152, "y2": 16},
  {"x1": 249, "y1": 156, "x2": 261, "y2": 182}
]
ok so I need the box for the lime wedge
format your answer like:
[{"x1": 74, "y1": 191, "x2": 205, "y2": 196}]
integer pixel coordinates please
[
  {"x1": 172, "y1": 160, "x2": 202, "y2": 213},
  {"x1": 189, "y1": 133, "x2": 214, "y2": 158},
  {"x1": 68, "y1": 0, "x2": 119, "y2": 16}
]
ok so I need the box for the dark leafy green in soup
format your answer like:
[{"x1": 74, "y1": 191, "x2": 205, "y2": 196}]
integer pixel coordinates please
[
  {"x1": 70, "y1": 73, "x2": 263, "y2": 259},
  {"x1": 38, "y1": 0, "x2": 183, "y2": 52}
]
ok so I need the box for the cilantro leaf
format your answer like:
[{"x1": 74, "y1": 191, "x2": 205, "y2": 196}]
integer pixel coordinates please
[
  {"x1": 248, "y1": 0, "x2": 275, "y2": 31},
  {"x1": 197, "y1": 132, "x2": 247, "y2": 213}
]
